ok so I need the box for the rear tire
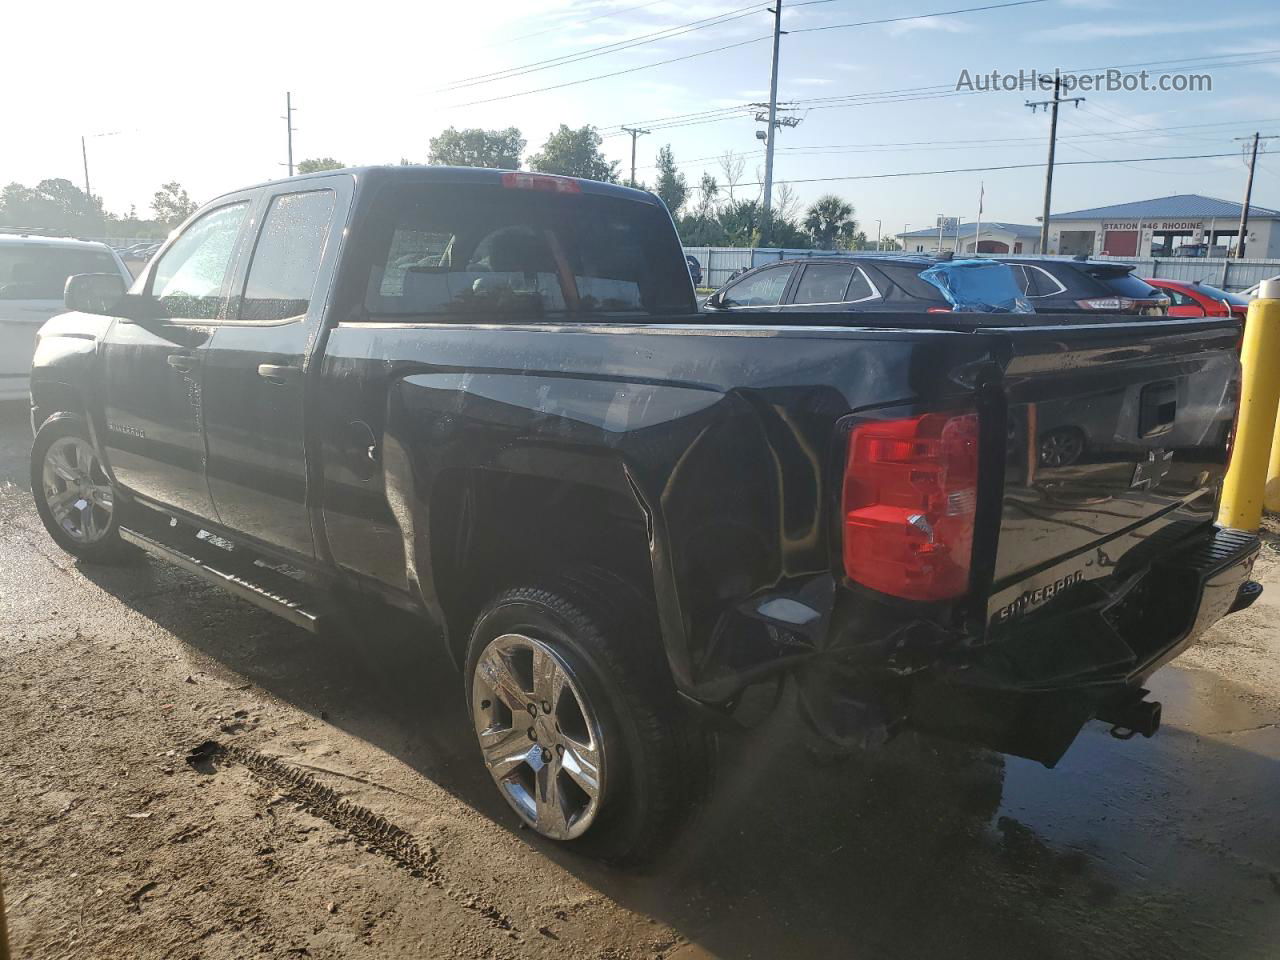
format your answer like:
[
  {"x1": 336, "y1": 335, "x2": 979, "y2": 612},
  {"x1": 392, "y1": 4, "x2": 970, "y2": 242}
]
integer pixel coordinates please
[
  {"x1": 464, "y1": 573, "x2": 709, "y2": 864},
  {"x1": 31, "y1": 418, "x2": 133, "y2": 564}
]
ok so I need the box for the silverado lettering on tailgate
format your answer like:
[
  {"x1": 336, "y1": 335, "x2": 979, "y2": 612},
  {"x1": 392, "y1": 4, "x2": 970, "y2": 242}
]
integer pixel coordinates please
[{"x1": 995, "y1": 569, "x2": 1084, "y2": 624}]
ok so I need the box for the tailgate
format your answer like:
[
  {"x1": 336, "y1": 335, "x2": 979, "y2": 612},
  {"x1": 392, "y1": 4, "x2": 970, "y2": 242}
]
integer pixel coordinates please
[{"x1": 981, "y1": 317, "x2": 1239, "y2": 630}]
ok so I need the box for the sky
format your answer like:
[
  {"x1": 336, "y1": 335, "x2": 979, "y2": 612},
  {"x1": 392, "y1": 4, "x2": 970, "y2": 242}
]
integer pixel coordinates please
[{"x1": 6, "y1": 0, "x2": 1280, "y2": 238}]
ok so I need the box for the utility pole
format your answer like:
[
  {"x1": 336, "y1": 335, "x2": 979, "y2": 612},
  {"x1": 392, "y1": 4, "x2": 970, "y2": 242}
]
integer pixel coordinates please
[
  {"x1": 760, "y1": 0, "x2": 784, "y2": 243},
  {"x1": 80, "y1": 136, "x2": 92, "y2": 199},
  {"x1": 283, "y1": 92, "x2": 296, "y2": 177},
  {"x1": 621, "y1": 126, "x2": 650, "y2": 188},
  {"x1": 1026, "y1": 69, "x2": 1084, "y2": 254},
  {"x1": 874, "y1": 219, "x2": 881, "y2": 252},
  {"x1": 1234, "y1": 133, "x2": 1279, "y2": 258}
]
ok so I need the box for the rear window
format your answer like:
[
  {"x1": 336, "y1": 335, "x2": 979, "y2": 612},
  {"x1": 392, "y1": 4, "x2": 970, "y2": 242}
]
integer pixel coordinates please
[
  {"x1": 359, "y1": 182, "x2": 693, "y2": 319},
  {"x1": 0, "y1": 245, "x2": 118, "y2": 300},
  {"x1": 1087, "y1": 268, "x2": 1161, "y2": 299}
]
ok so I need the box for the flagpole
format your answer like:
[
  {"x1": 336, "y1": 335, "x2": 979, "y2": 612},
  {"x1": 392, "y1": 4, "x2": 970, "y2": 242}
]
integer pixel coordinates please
[{"x1": 974, "y1": 181, "x2": 984, "y2": 255}]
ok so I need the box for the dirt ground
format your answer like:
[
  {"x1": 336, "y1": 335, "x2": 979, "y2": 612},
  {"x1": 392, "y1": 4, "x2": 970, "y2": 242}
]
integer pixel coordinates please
[{"x1": 2, "y1": 398, "x2": 1279, "y2": 959}]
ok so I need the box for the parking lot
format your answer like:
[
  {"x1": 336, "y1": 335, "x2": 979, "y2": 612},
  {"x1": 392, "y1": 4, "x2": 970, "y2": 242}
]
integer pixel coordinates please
[{"x1": 0, "y1": 397, "x2": 1278, "y2": 959}]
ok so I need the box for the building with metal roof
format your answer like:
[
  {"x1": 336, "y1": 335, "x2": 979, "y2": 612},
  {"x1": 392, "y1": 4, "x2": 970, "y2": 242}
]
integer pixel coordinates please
[
  {"x1": 897, "y1": 221, "x2": 1043, "y2": 255},
  {"x1": 1046, "y1": 194, "x2": 1280, "y2": 259}
]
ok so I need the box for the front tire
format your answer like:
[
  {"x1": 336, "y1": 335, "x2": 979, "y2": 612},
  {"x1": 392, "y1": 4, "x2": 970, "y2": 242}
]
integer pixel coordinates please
[
  {"x1": 465, "y1": 575, "x2": 708, "y2": 864},
  {"x1": 31, "y1": 418, "x2": 132, "y2": 563}
]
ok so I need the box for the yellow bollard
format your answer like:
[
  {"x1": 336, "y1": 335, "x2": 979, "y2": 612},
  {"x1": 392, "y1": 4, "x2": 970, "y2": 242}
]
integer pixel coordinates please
[{"x1": 1219, "y1": 278, "x2": 1280, "y2": 530}]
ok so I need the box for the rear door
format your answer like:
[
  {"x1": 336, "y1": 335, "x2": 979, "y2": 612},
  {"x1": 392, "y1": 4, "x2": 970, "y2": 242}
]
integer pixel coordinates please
[
  {"x1": 983, "y1": 317, "x2": 1239, "y2": 629},
  {"x1": 201, "y1": 177, "x2": 350, "y2": 559},
  {"x1": 100, "y1": 198, "x2": 254, "y2": 521}
]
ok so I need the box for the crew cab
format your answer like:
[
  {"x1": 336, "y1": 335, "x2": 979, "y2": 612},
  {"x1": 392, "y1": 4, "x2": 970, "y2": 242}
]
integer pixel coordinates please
[{"x1": 29, "y1": 166, "x2": 1260, "y2": 862}]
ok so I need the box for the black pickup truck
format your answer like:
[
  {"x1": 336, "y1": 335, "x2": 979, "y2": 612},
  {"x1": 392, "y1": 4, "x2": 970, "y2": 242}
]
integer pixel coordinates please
[{"x1": 30, "y1": 166, "x2": 1260, "y2": 862}]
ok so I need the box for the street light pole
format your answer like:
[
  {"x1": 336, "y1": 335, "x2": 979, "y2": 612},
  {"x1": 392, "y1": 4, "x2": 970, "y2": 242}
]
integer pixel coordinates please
[{"x1": 875, "y1": 219, "x2": 881, "y2": 252}]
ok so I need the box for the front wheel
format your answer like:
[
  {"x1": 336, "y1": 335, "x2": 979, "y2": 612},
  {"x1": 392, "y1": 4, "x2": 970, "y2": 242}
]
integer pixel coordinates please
[
  {"x1": 31, "y1": 418, "x2": 132, "y2": 563},
  {"x1": 465, "y1": 576, "x2": 708, "y2": 863}
]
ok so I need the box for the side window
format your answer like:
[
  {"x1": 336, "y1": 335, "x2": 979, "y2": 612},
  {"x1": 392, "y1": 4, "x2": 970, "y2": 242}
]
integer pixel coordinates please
[
  {"x1": 1025, "y1": 265, "x2": 1066, "y2": 298},
  {"x1": 239, "y1": 190, "x2": 337, "y2": 322},
  {"x1": 721, "y1": 265, "x2": 792, "y2": 307},
  {"x1": 844, "y1": 267, "x2": 877, "y2": 303},
  {"x1": 1008, "y1": 264, "x2": 1032, "y2": 296},
  {"x1": 149, "y1": 202, "x2": 250, "y2": 320},
  {"x1": 792, "y1": 263, "x2": 854, "y2": 305},
  {"x1": 1165, "y1": 289, "x2": 1192, "y2": 307}
]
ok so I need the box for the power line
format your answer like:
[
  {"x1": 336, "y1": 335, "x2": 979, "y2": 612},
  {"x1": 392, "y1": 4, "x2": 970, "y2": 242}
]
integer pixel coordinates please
[
  {"x1": 730, "y1": 151, "x2": 1241, "y2": 188},
  {"x1": 630, "y1": 118, "x2": 1280, "y2": 170},
  {"x1": 596, "y1": 49, "x2": 1280, "y2": 136},
  {"x1": 787, "y1": 0, "x2": 1046, "y2": 34},
  {"x1": 442, "y1": 3, "x2": 770, "y2": 92},
  {"x1": 449, "y1": 0, "x2": 1056, "y2": 108}
]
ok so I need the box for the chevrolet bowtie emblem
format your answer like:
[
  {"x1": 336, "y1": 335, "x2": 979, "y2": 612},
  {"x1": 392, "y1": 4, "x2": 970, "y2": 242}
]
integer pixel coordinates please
[{"x1": 1131, "y1": 448, "x2": 1174, "y2": 490}]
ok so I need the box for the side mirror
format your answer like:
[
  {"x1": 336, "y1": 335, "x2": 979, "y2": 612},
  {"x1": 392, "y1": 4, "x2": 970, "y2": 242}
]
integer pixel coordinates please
[
  {"x1": 64, "y1": 273, "x2": 127, "y2": 315},
  {"x1": 706, "y1": 290, "x2": 723, "y2": 309}
]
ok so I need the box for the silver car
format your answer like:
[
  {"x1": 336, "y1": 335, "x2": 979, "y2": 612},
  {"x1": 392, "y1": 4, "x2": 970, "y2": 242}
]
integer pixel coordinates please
[{"x1": 0, "y1": 235, "x2": 132, "y2": 402}]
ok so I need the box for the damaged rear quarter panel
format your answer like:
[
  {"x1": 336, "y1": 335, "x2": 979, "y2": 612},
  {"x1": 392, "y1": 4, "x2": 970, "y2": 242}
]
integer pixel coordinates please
[{"x1": 316, "y1": 320, "x2": 994, "y2": 697}]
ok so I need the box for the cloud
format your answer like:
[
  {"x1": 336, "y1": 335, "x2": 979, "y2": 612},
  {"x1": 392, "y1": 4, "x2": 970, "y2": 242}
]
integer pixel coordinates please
[
  {"x1": 1028, "y1": 14, "x2": 1271, "y2": 41},
  {"x1": 886, "y1": 16, "x2": 973, "y2": 37}
]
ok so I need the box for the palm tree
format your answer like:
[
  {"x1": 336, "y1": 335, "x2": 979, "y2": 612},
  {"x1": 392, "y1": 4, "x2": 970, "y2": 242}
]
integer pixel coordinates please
[{"x1": 803, "y1": 195, "x2": 857, "y2": 250}]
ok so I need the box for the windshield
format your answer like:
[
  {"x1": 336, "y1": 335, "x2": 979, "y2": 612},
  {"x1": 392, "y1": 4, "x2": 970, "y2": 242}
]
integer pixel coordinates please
[
  {"x1": 0, "y1": 245, "x2": 117, "y2": 300},
  {"x1": 358, "y1": 181, "x2": 693, "y2": 319}
]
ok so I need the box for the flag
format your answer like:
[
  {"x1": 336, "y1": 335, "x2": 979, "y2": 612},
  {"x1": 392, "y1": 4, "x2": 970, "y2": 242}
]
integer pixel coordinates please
[{"x1": 978, "y1": 181, "x2": 984, "y2": 217}]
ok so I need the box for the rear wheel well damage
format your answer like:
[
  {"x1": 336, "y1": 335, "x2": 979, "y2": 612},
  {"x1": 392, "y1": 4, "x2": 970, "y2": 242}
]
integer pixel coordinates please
[{"x1": 426, "y1": 469, "x2": 658, "y2": 671}]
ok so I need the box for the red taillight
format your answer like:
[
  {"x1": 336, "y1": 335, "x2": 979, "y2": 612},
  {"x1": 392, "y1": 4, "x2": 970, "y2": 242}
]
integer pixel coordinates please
[
  {"x1": 841, "y1": 412, "x2": 980, "y2": 602},
  {"x1": 501, "y1": 172, "x2": 582, "y2": 193},
  {"x1": 926, "y1": 306, "x2": 953, "y2": 313}
]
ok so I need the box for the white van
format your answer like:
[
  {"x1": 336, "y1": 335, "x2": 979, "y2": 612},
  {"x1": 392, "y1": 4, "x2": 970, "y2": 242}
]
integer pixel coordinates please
[{"x1": 0, "y1": 234, "x2": 133, "y2": 402}]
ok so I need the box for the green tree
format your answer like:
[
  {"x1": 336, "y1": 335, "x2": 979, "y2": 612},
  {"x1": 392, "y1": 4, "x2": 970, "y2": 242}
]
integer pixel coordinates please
[
  {"x1": 653, "y1": 145, "x2": 688, "y2": 215},
  {"x1": 151, "y1": 182, "x2": 198, "y2": 226},
  {"x1": 717, "y1": 199, "x2": 763, "y2": 247},
  {"x1": 296, "y1": 157, "x2": 345, "y2": 173},
  {"x1": 803, "y1": 195, "x2": 857, "y2": 250},
  {"x1": 529, "y1": 125, "x2": 618, "y2": 182},
  {"x1": 0, "y1": 179, "x2": 101, "y2": 232},
  {"x1": 428, "y1": 127, "x2": 525, "y2": 170}
]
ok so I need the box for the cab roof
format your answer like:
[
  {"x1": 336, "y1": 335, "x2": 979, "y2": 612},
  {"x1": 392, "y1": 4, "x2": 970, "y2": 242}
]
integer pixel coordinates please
[{"x1": 211, "y1": 165, "x2": 661, "y2": 207}]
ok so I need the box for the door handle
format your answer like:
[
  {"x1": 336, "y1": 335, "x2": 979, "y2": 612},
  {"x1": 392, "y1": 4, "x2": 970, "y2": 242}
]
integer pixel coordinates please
[
  {"x1": 257, "y1": 363, "x2": 301, "y2": 385},
  {"x1": 166, "y1": 354, "x2": 194, "y2": 373}
]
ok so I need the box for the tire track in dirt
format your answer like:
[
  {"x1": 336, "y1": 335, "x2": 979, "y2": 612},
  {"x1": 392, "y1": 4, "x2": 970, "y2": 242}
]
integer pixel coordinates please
[{"x1": 187, "y1": 741, "x2": 519, "y2": 935}]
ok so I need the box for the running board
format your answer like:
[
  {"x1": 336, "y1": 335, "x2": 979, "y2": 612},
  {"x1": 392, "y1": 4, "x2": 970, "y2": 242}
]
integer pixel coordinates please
[{"x1": 119, "y1": 526, "x2": 325, "y2": 633}]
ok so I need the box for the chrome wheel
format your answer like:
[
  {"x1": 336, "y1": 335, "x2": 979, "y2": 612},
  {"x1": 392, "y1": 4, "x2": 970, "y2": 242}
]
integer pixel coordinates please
[
  {"x1": 41, "y1": 436, "x2": 114, "y2": 544},
  {"x1": 471, "y1": 633, "x2": 605, "y2": 840}
]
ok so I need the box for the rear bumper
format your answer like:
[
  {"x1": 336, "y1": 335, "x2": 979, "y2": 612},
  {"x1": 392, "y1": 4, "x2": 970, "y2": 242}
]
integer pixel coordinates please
[{"x1": 909, "y1": 525, "x2": 1260, "y2": 764}]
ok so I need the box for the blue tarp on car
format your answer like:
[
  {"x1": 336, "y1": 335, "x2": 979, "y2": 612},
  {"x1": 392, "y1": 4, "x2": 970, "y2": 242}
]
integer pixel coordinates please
[{"x1": 919, "y1": 259, "x2": 1034, "y2": 313}]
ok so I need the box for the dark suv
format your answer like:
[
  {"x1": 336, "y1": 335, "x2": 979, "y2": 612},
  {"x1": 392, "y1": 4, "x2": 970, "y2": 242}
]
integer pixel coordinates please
[
  {"x1": 703, "y1": 255, "x2": 1001, "y2": 314},
  {"x1": 1001, "y1": 257, "x2": 1170, "y2": 316}
]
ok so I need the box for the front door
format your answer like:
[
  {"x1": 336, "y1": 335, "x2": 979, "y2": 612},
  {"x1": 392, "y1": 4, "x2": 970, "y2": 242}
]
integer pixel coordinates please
[
  {"x1": 201, "y1": 181, "x2": 347, "y2": 559},
  {"x1": 99, "y1": 199, "x2": 253, "y2": 521}
]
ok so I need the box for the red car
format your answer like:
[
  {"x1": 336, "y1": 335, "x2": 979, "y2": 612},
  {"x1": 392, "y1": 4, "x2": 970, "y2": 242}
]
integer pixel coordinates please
[{"x1": 1144, "y1": 278, "x2": 1249, "y2": 319}]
